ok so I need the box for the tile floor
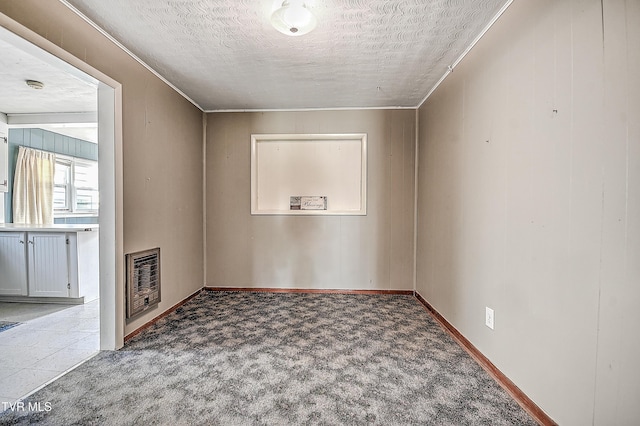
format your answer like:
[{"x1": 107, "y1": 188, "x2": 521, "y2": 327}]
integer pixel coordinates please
[{"x1": 0, "y1": 300, "x2": 99, "y2": 405}]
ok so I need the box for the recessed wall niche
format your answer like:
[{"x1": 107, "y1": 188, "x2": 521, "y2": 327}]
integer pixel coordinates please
[{"x1": 250, "y1": 133, "x2": 367, "y2": 215}]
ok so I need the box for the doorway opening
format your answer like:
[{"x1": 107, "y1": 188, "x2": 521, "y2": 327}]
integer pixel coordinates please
[{"x1": 0, "y1": 16, "x2": 122, "y2": 404}]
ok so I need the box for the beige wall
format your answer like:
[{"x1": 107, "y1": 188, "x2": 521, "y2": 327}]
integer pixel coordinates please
[
  {"x1": 206, "y1": 110, "x2": 415, "y2": 290},
  {"x1": 416, "y1": 0, "x2": 640, "y2": 424},
  {"x1": 0, "y1": 1, "x2": 205, "y2": 335}
]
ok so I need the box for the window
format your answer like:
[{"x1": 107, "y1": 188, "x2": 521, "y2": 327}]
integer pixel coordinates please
[
  {"x1": 54, "y1": 156, "x2": 99, "y2": 216},
  {"x1": 74, "y1": 160, "x2": 99, "y2": 212},
  {"x1": 54, "y1": 159, "x2": 71, "y2": 211}
]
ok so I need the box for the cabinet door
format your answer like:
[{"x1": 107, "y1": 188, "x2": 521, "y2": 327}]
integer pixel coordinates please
[
  {"x1": 28, "y1": 233, "x2": 69, "y2": 297},
  {"x1": 0, "y1": 232, "x2": 28, "y2": 295}
]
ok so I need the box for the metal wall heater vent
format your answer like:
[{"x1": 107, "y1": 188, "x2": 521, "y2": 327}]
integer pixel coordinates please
[{"x1": 126, "y1": 247, "x2": 161, "y2": 319}]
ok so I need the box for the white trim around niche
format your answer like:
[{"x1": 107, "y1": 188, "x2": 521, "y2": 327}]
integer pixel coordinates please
[{"x1": 251, "y1": 133, "x2": 367, "y2": 216}]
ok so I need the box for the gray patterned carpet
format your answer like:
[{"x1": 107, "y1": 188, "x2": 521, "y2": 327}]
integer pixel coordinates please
[{"x1": 0, "y1": 291, "x2": 536, "y2": 425}]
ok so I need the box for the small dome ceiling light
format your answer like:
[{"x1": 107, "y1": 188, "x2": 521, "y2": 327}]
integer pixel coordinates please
[
  {"x1": 26, "y1": 79, "x2": 44, "y2": 90},
  {"x1": 271, "y1": 0, "x2": 317, "y2": 37}
]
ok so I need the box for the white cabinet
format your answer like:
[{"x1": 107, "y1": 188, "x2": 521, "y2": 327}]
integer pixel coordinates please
[
  {"x1": 0, "y1": 232, "x2": 28, "y2": 295},
  {"x1": 0, "y1": 228, "x2": 99, "y2": 301},
  {"x1": 27, "y1": 233, "x2": 70, "y2": 297},
  {"x1": 0, "y1": 131, "x2": 7, "y2": 193}
]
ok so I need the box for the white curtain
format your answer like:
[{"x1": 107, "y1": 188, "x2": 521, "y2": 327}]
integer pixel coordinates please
[{"x1": 12, "y1": 146, "x2": 56, "y2": 224}]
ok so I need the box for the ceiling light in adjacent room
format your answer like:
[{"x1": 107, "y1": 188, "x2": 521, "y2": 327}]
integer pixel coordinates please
[
  {"x1": 271, "y1": 0, "x2": 317, "y2": 36},
  {"x1": 26, "y1": 79, "x2": 44, "y2": 89}
]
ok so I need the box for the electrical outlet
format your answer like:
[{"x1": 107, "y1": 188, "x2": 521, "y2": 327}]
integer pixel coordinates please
[{"x1": 485, "y1": 307, "x2": 494, "y2": 330}]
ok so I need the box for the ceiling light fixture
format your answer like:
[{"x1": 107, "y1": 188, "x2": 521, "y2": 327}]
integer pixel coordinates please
[
  {"x1": 271, "y1": 0, "x2": 317, "y2": 37},
  {"x1": 26, "y1": 79, "x2": 44, "y2": 90}
]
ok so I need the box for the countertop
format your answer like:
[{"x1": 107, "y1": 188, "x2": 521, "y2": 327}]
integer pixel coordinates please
[{"x1": 0, "y1": 223, "x2": 99, "y2": 232}]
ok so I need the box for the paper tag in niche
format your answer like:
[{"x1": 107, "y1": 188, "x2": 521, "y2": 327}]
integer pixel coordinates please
[{"x1": 290, "y1": 196, "x2": 327, "y2": 210}]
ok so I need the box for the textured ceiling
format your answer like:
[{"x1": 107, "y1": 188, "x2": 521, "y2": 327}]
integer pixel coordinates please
[{"x1": 65, "y1": 0, "x2": 509, "y2": 111}]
